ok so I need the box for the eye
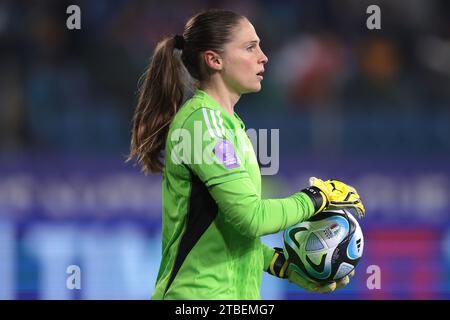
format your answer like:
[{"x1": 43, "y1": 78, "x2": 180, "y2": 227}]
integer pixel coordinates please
[{"x1": 246, "y1": 45, "x2": 256, "y2": 52}]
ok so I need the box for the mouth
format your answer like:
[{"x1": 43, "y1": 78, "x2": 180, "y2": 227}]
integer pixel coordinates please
[{"x1": 256, "y1": 70, "x2": 264, "y2": 79}]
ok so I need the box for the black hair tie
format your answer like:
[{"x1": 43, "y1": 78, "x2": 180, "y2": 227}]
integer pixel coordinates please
[{"x1": 173, "y1": 35, "x2": 184, "y2": 50}]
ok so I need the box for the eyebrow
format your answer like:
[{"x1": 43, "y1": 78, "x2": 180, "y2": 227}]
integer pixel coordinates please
[{"x1": 244, "y1": 39, "x2": 260, "y2": 45}]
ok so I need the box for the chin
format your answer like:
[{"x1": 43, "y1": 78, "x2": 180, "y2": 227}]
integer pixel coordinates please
[
  {"x1": 252, "y1": 85, "x2": 262, "y2": 93},
  {"x1": 243, "y1": 84, "x2": 262, "y2": 94}
]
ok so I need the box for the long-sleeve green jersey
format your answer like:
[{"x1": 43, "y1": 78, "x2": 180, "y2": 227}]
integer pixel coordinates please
[{"x1": 151, "y1": 89, "x2": 315, "y2": 299}]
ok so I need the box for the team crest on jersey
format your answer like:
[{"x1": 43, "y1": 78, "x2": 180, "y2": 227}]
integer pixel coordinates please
[{"x1": 214, "y1": 139, "x2": 240, "y2": 169}]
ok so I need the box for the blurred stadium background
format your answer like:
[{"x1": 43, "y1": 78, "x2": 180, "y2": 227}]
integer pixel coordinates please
[{"x1": 0, "y1": 0, "x2": 449, "y2": 299}]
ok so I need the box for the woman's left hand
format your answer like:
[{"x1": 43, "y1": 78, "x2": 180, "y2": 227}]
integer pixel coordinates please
[{"x1": 287, "y1": 267, "x2": 355, "y2": 294}]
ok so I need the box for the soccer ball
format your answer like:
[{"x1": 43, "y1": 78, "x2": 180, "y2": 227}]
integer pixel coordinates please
[{"x1": 283, "y1": 208, "x2": 364, "y2": 283}]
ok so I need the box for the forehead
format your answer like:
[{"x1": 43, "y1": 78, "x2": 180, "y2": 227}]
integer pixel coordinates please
[{"x1": 227, "y1": 18, "x2": 259, "y2": 46}]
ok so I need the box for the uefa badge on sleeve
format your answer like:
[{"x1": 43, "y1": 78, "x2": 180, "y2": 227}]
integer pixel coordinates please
[{"x1": 214, "y1": 139, "x2": 240, "y2": 169}]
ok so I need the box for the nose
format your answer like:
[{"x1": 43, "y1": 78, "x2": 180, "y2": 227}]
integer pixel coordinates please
[{"x1": 259, "y1": 49, "x2": 268, "y2": 65}]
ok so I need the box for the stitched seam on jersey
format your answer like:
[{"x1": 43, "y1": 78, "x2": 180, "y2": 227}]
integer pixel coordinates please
[{"x1": 204, "y1": 170, "x2": 247, "y2": 187}]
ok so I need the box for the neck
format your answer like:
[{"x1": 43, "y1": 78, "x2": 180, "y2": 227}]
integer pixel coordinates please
[{"x1": 199, "y1": 81, "x2": 240, "y2": 117}]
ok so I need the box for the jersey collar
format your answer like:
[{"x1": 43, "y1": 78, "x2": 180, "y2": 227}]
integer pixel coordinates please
[{"x1": 194, "y1": 89, "x2": 246, "y2": 130}]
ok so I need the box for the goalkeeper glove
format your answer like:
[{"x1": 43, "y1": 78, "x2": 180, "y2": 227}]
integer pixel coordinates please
[
  {"x1": 267, "y1": 248, "x2": 353, "y2": 293},
  {"x1": 309, "y1": 177, "x2": 366, "y2": 218},
  {"x1": 300, "y1": 185, "x2": 328, "y2": 215},
  {"x1": 287, "y1": 267, "x2": 354, "y2": 293}
]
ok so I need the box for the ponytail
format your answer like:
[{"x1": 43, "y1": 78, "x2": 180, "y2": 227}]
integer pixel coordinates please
[{"x1": 128, "y1": 37, "x2": 185, "y2": 173}]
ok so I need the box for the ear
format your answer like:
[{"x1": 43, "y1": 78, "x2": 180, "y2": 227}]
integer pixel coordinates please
[{"x1": 203, "y1": 50, "x2": 223, "y2": 71}]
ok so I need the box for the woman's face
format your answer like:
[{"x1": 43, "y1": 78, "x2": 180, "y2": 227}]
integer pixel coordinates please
[{"x1": 220, "y1": 18, "x2": 268, "y2": 94}]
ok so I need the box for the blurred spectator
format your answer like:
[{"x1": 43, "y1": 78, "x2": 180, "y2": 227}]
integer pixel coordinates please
[
  {"x1": 273, "y1": 32, "x2": 346, "y2": 108},
  {"x1": 341, "y1": 37, "x2": 406, "y2": 111}
]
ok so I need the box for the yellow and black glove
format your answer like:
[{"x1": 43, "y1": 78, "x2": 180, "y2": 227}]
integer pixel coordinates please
[
  {"x1": 287, "y1": 266, "x2": 354, "y2": 293},
  {"x1": 300, "y1": 185, "x2": 329, "y2": 215},
  {"x1": 267, "y1": 248, "x2": 353, "y2": 293},
  {"x1": 309, "y1": 177, "x2": 366, "y2": 218}
]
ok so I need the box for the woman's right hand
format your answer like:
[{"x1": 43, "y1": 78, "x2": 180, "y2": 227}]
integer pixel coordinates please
[{"x1": 309, "y1": 177, "x2": 366, "y2": 218}]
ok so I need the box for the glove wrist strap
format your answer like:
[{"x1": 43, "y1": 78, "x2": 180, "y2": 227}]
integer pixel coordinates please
[
  {"x1": 267, "y1": 247, "x2": 289, "y2": 279},
  {"x1": 301, "y1": 186, "x2": 328, "y2": 214}
]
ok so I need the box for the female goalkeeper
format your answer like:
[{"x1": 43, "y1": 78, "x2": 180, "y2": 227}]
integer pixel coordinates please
[{"x1": 128, "y1": 9, "x2": 365, "y2": 299}]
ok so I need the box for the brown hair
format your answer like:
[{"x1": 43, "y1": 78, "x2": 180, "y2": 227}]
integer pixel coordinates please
[{"x1": 128, "y1": 9, "x2": 245, "y2": 173}]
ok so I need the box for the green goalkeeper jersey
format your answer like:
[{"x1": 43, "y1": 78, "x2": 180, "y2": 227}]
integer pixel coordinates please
[{"x1": 151, "y1": 89, "x2": 315, "y2": 300}]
